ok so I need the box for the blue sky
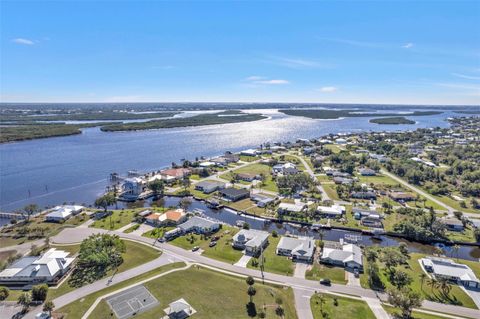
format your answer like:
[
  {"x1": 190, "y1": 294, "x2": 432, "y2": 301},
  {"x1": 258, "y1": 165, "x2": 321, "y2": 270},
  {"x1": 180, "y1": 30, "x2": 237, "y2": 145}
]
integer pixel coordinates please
[{"x1": 1, "y1": 1, "x2": 479, "y2": 105}]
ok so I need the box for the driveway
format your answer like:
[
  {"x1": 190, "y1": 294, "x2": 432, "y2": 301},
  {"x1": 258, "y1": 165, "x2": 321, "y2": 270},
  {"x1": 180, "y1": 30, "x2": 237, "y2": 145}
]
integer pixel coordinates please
[
  {"x1": 294, "y1": 262, "x2": 309, "y2": 279},
  {"x1": 346, "y1": 270, "x2": 360, "y2": 287},
  {"x1": 234, "y1": 254, "x2": 252, "y2": 267},
  {"x1": 293, "y1": 288, "x2": 314, "y2": 319}
]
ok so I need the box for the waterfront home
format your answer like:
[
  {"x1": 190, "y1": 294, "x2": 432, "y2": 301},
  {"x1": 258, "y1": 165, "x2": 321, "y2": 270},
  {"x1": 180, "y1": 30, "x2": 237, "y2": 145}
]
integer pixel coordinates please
[
  {"x1": 320, "y1": 243, "x2": 363, "y2": 271},
  {"x1": 0, "y1": 248, "x2": 75, "y2": 288},
  {"x1": 178, "y1": 216, "x2": 220, "y2": 234},
  {"x1": 276, "y1": 236, "x2": 316, "y2": 262},
  {"x1": 316, "y1": 204, "x2": 346, "y2": 219},
  {"x1": 361, "y1": 216, "x2": 383, "y2": 228},
  {"x1": 121, "y1": 177, "x2": 147, "y2": 200},
  {"x1": 351, "y1": 191, "x2": 377, "y2": 200},
  {"x1": 223, "y1": 151, "x2": 240, "y2": 163},
  {"x1": 240, "y1": 149, "x2": 258, "y2": 156},
  {"x1": 441, "y1": 218, "x2": 465, "y2": 231},
  {"x1": 164, "y1": 227, "x2": 183, "y2": 241},
  {"x1": 145, "y1": 209, "x2": 187, "y2": 226},
  {"x1": 352, "y1": 207, "x2": 379, "y2": 219},
  {"x1": 335, "y1": 138, "x2": 347, "y2": 145},
  {"x1": 45, "y1": 205, "x2": 84, "y2": 222},
  {"x1": 199, "y1": 161, "x2": 215, "y2": 168},
  {"x1": 250, "y1": 193, "x2": 276, "y2": 208},
  {"x1": 232, "y1": 229, "x2": 269, "y2": 256},
  {"x1": 195, "y1": 180, "x2": 226, "y2": 194},
  {"x1": 277, "y1": 202, "x2": 307, "y2": 214},
  {"x1": 160, "y1": 168, "x2": 191, "y2": 180},
  {"x1": 421, "y1": 257, "x2": 480, "y2": 289},
  {"x1": 219, "y1": 188, "x2": 250, "y2": 202},
  {"x1": 211, "y1": 156, "x2": 228, "y2": 167},
  {"x1": 163, "y1": 298, "x2": 196, "y2": 318},
  {"x1": 358, "y1": 168, "x2": 376, "y2": 176},
  {"x1": 388, "y1": 191, "x2": 415, "y2": 202},
  {"x1": 272, "y1": 162, "x2": 298, "y2": 175}
]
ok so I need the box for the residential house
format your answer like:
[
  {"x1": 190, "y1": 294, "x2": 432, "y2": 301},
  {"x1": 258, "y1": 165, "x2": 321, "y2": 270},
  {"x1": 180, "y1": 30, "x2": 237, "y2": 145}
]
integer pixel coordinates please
[
  {"x1": 421, "y1": 257, "x2": 480, "y2": 289},
  {"x1": 121, "y1": 177, "x2": 147, "y2": 200},
  {"x1": 195, "y1": 180, "x2": 226, "y2": 194},
  {"x1": 316, "y1": 205, "x2": 346, "y2": 219},
  {"x1": 178, "y1": 216, "x2": 220, "y2": 234},
  {"x1": 161, "y1": 168, "x2": 191, "y2": 181},
  {"x1": 219, "y1": 188, "x2": 250, "y2": 202},
  {"x1": 303, "y1": 147, "x2": 315, "y2": 155},
  {"x1": 223, "y1": 152, "x2": 240, "y2": 163},
  {"x1": 232, "y1": 229, "x2": 269, "y2": 256},
  {"x1": 278, "y1": 202, "x2": 307, "y2": 214},
  {"x1": 250, "y1": 193, "x2": 276, "y2": 208},
  {"x1": 441, "y1": 218, "x2": 465, "y2": 231},
  {"x1": 351, "y1": 191, "x2": 377, "y2": 200},
  {"x1": 145, "y1": 209, "x2": 187, "y2": 226},
  {"x1": 388, "y1": 191, "x2": 415, "y2": 202},
  {"x1": 240, "y1": 149, "x2": 258, "y2": 157},
  {"x1": 0, "y1": 248, "x2": 75, "y2": 287},
  {"x1": 320, "y1": 244, "x2": 363, "y2": 271},
  {"x1": 236, "y1": 173, "x2": 258, "y2": 182},
  {"x1": 272, "y1": 163, "x2": 298, "y2": 175},
  {"x1": 358, "y1": 168, "x2": 376, "y2": 176},
  {"x1": 333, "y1": 177, "x2": 353, "y2": 185},
  {"x1": 361, "y1": 216, "x2": 383, "y2": 228},
  {"x1": 369, "y1": 154, "x2": 389, "y2": 162},
  {"x1": 276, "y1": 236, "x2": 316, "y2": 262},
  {"x1": 45, "y1": 205, "x2": 84, "y2": 222}
]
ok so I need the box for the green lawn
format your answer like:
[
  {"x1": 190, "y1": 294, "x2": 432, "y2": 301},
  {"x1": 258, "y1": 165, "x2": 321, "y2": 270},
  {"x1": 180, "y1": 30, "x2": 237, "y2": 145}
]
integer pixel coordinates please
[
  {"x1": 382, "y1": 305, "x2": 461, "y2": 319},
  {"x1": 311, "y1": 293, "x2": 376, "y2": 319},
  {"x1": 57, "y1": 263, "x2": 186, "y2": 319},
  {"x1": 360, "y1": 253, "x2": 477, "y2": 309},
  {"x1": 90, "y1": 208, "x2": 143, "y2": 230},
  {"x1": 89, "y1": 266, "x2": 298, "y2": 319},
  {"x1": 221, "y1": 163, "x2": 279, "y2": 192},
  {"x1": 247, "y1": 236, "x2": 295, "y2": 276},
  {"x1": 170, "y1": 226, "x2": 243, "y2": 264},
  {"x1": 357, "y1": 174, "x2": 401, "y2": 187},
  {"x1": 434, "y1": 194, "x2": 479, "y2": 214},
  {"x1": 305, "y1": 262, "x2": 347, "y2": 284},
  {"x1": 142, "y1": 226, "x2": 175, "y2": 239},
  {"x1": 226, "y1": 198, "x2": 258, "y2": 211},
  {"x1": 123, "y1": 223, "x2": 140, "y2": 233},
  {"x1": 321, "y1": 184, "x2": 340, "y2": 201}
]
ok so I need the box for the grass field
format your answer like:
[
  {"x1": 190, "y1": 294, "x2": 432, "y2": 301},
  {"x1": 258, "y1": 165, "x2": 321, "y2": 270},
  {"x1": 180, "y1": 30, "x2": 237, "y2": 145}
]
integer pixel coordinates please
[
  {"x1": 57, "y1": 263, "x2": 185, "y2": 319},
  {"x1": 221, "y1": 163, "x2": 279, "y2": 192},
  {"x1": 321, "y1": 183, "x2": 340, "y2": 201},
  {"x1": 247, "y1": 236, "x2": 295, "y2": 276},
  {"x1": 305, "y1": 262, "x2": 347, "y2": 284},
  {"x1": 382, "y1": 305, "x2": 459, "y2": 319},
  {"x1": 89, "y1": 266, "x2": 298, "y2": 319},
  {"x1": 311, "y1": 293, "x2": 375, "y2": 319},
  {"x1": 170, "y1": 226, "x2": 243, "y2": 264},
  {"x1": 90, "y1": 208, "x2": 155, "y2": 230},
  {"x1": 360, "y1": 253, "x2": 477, "y2": 309}
]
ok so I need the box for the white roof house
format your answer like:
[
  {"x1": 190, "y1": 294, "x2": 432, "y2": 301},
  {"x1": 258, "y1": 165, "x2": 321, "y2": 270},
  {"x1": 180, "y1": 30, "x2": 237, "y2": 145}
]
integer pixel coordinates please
[
  {"x1": 163, "y1": 298, "x2": 196, "y2": 318},
  {"x1": 232, "y1": 229, "x2": 269, "y2": 256},
  {"x1": 276, "y1": 236, "x2": 316, "y2": 262},
  {"x1": 278, "y1": 202, "x2": 306, "y2": 213},
  {"x1": 421, "y1": 257, "x2": 480, "y2": 288},
  {"x1": 321, "y1": 244, "x2": 363, "y2": 270},
  {"x1": 316, "y1": 205, "x2": 346, "y2": 218},
  {"x1": 45, "y1": 205, "x2": 84, "y2": 222},
  {"x1": 0, "y1": 248, "x2": 75, "y2": 286},
  {"x1": 272, "y1": 162, "x2": 298, "y2": 175}
]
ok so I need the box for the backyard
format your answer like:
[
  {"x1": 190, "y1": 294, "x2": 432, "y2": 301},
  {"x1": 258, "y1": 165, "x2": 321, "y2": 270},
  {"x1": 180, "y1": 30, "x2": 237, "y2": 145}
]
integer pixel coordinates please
[
  {"x1": 247, "y1": 236, "x2": 295, "y2": 276},
  {"x1": 310, "y1": 293, "x2": 376, "y2": 319}
]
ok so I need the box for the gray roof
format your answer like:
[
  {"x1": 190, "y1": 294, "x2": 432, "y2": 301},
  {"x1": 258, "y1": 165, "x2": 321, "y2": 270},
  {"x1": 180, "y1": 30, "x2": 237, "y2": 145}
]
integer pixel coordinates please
[
  {"x1": 195, "y1": 180, "x2": 225, "y2": 188},
  {"x1": 277, "y1": 237, "x2": 315, "y2": 258},
  {"x1": 220, "y1": 188, "x2": 250, "y2": 198},
  {"x1": 321, "y1": 244, "x2": 363, "y2": 267},
  {"x1": 233, "y1": 229, "x2": 269, "y2": 249},
  {"x1": 178, "y1": 216, "x2": 218, "y2": 231}
]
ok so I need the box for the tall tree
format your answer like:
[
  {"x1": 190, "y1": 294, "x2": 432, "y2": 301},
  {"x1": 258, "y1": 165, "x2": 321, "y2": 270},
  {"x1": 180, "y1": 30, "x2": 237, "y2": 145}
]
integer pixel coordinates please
[
  {"x1": 22, "y1": 204, "x2": 39, "y2": 222},
  {"x1": 148, "y1": 179, "x2": 164, "y2": 198},
  {"x1": 43, "y1": 300, "x2": 55, "y2": 317},
  {"x1": 387, "y1": 287, "x2": 423, "y2": 319},
  {"x1": 247, "y1": 286, "x2": 257, "y2": 303},
  {"x1": 94, "y1": 193, "x2": 116, "y2": 213},
  {"x1": 17, "y1": 292, "x2": 32, "y2": 312}
]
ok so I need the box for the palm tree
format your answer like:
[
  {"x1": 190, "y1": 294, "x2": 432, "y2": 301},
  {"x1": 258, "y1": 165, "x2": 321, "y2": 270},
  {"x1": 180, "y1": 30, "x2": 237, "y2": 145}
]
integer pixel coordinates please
[
  {"x1": 427, "y1": 277, "x2": 438, "y2": 294},
  {"x1": 316, "y1": 293, "x2": 326, "y2": 313},
  {"x1": 43, "y1": 300, "x2": 55, "y2": 317},
  {"x1": 452, "y1": 245, "x2": 460, "y2": 262},
  {"x1": 437, "y1": 277, "x2": 452, "y2": 296},
  {"x1": 17, "y1": 292, "x2": 31, "y2": 312},
  {"x1": 247, "y1": 286, "x2": 257, "y2": 303},
  {"x1": 419, "y1": 273, "x2": 427, "y2": 291},
  {"x1": 246, "y1": 276, "x2": 255, "y2": 286}
]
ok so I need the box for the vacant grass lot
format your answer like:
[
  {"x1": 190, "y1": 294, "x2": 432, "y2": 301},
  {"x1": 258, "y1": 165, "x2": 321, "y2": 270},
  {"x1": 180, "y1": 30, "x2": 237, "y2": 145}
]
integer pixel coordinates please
[
  {"x1": 360, "y1": 253, "x2": 477, "y2": 309},
  {"x1": 305, "y1": 262, "x2": 347, "y2": 284},
  {"x1": 311, "y1": 293, "x2": 375, "y2": 319},
  {"x1": 247, "y1": 236, "x2": 294, "y2": 276},
  {"x1": 90, "y1": 266, "x2": 298, "y2": 319},
  {"x1": 170, "y1": 225, "x2": 243, "y2": 264},
  {"x1": 90, "y1": 207, "x2": 168, "y2": 230},
  {"x1": 382, "y1": 305, "x2": 457, "y2": 319},
  {"x1": 57, "y1": 263, "x2": 185, "y2": 319},
  {"x1": 221, "y1": 163, "x2": 279, "y2": 192}
]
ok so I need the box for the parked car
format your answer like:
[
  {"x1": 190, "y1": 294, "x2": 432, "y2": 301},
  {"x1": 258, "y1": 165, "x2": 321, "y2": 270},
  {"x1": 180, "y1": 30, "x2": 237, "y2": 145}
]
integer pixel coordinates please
[
  {"x1": 192, "y1": 246, "x2": 200, "y2": 252},
  {"x1": 209, "y1": 241, "x2": 217, "y2": 248},
  {"x1": 319, "y1": 278, "x2": 331, "y2": 286},
  {"x1": 211, "y1": 236, "x2": 220, "y2": 241},
  {"x1": 353, "y1": 268, "x2": 360, "y2": 278}
]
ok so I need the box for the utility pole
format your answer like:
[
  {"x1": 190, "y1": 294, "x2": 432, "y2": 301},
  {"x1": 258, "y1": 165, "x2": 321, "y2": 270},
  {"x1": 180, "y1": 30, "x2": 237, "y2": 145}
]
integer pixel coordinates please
[{"x1": 260, "y1": 244, "x2": 265, "y2": 285}]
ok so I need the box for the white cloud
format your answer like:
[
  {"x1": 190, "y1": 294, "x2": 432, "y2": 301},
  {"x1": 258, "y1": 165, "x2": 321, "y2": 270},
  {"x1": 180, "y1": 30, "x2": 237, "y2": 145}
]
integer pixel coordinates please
[
  {"x1": 452, "y1": 73, "x2": 480, "y2": 80},
  {"x1": 402, "y1": 43, "x2": 414, "y2": 49},
  {"x1": 244, "y1": 76, "x2": 289, "y2": 85},
  {"x1": 12, "y1": 38, "x2": 35, "y2": 45},
  {"x1": 317, "y1": 86, "x2": 338, "y2": 93}
]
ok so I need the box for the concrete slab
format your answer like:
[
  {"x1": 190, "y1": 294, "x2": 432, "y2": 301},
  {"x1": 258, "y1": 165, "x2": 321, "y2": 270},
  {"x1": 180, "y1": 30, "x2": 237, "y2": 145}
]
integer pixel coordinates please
[
  {"x1": 131, "y1": 223, "x2": 154, "y2": 236},
  {"x1": 294, "y1": 262, "x2": 309, "y2": 279},
  {"x1": 234, "y1": 254, "x2": 252, "y2": 267},
  {"x1": 106, "y1": 285, "x2": 158, "y2": 319},
  {"x1": 347, "y1": 270, "x2": 360, "y2": 287}
]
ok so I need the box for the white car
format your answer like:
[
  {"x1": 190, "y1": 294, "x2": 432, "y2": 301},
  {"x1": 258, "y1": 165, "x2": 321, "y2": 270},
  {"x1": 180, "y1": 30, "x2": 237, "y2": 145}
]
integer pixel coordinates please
[{"x1": 35, "y1": 313, "x2": 50, "y2": 319}]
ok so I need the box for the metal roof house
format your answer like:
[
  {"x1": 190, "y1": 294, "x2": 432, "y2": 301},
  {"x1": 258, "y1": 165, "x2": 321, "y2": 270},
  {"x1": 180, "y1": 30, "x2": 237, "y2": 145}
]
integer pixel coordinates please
[
  {"x1": 178, "y1": 216, "x2": 220, "y2": 234},
  {"x1": 421, "y1": 257, "x2": 480, "y2": 289},
  {"x1": 0, "y1": 248, "x2": 75, "y2": 288},
  {"x1": 219, "y1": 188, "x2": 250, "y2": 202},
  {"x1": 194, "y1": 180, "x2": 226, "y2": 194},
  {"x1": 276, "y1": 236, "x2": 316, "y2": 262},
  {"x1": 320, "y1": 244, "x2": 363, "y2": 271},
  {"x1": 163, "y1": 298, "x2": 196, "y2": 319},
  {"x1": 232, "y1": 229, "x2": 269, "y2": 256},
  {"x1": 316, "y1": 205, "x2": 346, "y2": 219},
  {"x1": 45, "y1": 205, "x2": 84, "y2": 222}
]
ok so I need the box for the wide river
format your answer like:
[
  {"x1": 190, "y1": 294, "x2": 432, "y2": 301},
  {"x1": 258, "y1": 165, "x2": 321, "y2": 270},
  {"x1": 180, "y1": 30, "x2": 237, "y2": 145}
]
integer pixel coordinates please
[{"x1": 0, "y1": 108, "x2": 456, "y2": 212}]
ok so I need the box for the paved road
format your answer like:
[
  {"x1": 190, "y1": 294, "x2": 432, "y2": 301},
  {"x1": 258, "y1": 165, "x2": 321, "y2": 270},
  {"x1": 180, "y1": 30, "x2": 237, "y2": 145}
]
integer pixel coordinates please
[
  {"x1": 363, "y1": 296, "x2": 390, "y2": 319},
  {"x1": 49, "y1": 227, "x2": 480, "y2": 319},
  {"x1": 290, "y1": 154, "x2": 330, "y2": 201},
  {"x1": 293, "y1": 288, "x2": 314, "y2": 319},
  {"x1": 0, "y1": 238, "x2": 45, "y2": 256}
]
